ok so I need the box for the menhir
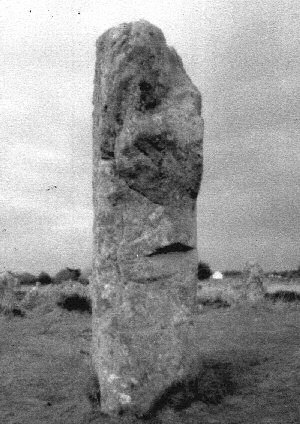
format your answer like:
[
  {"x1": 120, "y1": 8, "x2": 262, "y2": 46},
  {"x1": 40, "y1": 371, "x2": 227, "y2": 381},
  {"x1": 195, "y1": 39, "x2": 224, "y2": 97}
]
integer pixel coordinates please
[{"x1": 91, "y1": 20, "x2": 204, "y2": 416}]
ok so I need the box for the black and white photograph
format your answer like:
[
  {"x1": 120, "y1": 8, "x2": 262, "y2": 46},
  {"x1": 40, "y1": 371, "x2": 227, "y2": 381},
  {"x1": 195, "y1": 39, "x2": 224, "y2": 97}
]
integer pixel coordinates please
[{"x1": 1, "y1": 1, "x2": 299, "y2": 423}]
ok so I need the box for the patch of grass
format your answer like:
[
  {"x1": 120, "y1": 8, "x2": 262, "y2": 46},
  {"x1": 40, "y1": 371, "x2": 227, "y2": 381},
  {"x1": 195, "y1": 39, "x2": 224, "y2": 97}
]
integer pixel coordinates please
[
  {"x1": 14, "y1": 290, "x2": 27, "y2": 301},
  {"x1": 265, "y1": 290, "x2": 300, "y2": 303},
  {"x1": 57, "y1": 293, "x2": 92, "y2": 313},
  {"x1": 10, "y1": 307, "x2": 26, "y2": 317},
  {"x1": 198, "y1": 295, "x2": 231, "y2": 309},
  {"x1": 20, "y1": 281, "x2": 91, "y2": 315},
  {"x1": 1, "y1": 278, "x2": 300, "y2": 424},
  {"x1": 197, "y1": 285, "x2": 235, "y2": 308},
  {"x1": 0, "y1": 305, "x2": 26, "y2": 317}
]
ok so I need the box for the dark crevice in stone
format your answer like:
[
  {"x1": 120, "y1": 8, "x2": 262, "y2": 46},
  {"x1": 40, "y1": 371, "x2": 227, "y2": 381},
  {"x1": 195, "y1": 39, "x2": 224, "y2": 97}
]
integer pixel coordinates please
[
  {"x1": 101, "y1": 150, "x2": 115, "y2": 159},
  {"x1": 138, "y1": 80, "x2": 159, "y2": 111},
  {"x1": 135, "y1": 133, "x2": 166, "y2": 153},
  {"x1": 124, "y1": 182, "x2": 163, "y2": 205},
  {"x1": 147, "y1": 243, "x2": 194, "y2": 256},
  {"x1": 139, "y1": 80, "x2": 152, "y2": 93},
  {"x1": 187, "y1": 186, "x2": 199, "y2": 200},
  {"x1": 132, "y1": 274, "x2": 172, "y2": 284},
  {"x1": 133, "y1": 133, "x2": 173, "y2": 171},
  {"x1": 100, "y1": 127, "x2": 117, "y2": 159},
  {"x1": 115, "y1": 112, "x2": 123, "y2": 126}
]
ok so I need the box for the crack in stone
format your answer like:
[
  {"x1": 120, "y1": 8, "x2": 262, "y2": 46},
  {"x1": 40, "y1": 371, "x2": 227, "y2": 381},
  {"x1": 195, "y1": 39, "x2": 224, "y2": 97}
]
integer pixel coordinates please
[{"x1": 147, "y1": 243, "x2": 194, "y2": 256}]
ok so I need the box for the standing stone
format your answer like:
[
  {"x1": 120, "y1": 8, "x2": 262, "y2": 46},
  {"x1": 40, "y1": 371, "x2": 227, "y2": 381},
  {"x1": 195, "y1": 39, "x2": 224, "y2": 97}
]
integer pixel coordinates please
[
  {"x1": 243, "y1": 262, "x2": 265, "y2": 301},
  {"x1": 92, "y1": 20, "x2": 204, "y2": 416},
  {"x1": 0, "y1": 271, "x2": 19, "y2": 314}
]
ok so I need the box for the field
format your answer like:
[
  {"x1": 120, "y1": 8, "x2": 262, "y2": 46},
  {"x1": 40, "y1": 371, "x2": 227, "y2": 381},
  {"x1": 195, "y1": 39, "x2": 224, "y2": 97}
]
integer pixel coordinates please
[{"x1": 1, "y1": 279, "x2": 300, "y2": 424}]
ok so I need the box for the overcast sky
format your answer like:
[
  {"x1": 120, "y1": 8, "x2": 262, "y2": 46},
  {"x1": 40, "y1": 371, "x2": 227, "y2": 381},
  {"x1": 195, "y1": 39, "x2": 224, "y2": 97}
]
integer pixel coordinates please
[{"x1": 1, "y1": 0, "x2": 299, "y2": 275}]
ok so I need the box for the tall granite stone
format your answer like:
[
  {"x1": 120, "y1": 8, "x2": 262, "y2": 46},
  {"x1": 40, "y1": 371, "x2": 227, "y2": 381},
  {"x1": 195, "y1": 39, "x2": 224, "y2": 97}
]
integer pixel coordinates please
[{"x1": 92, "y1": 20, "x2": 204, "y2": 416}]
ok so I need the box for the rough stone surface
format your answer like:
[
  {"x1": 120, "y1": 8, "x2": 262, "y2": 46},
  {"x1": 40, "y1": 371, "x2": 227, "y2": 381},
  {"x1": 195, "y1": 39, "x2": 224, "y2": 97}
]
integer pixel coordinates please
[
  {"x1": 243, "y1": 262, "x2": 265, "y2": 301},
  {"x1": 0, "y1": 271, "x2": 19, "y2": 313},
  {"x1": 92, "y1": 20, "x2": 204, "y2": 416}
]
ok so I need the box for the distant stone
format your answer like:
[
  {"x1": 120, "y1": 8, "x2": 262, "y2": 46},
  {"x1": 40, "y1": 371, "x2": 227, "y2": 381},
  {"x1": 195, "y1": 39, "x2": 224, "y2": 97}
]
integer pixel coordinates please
[
  {"x1": 0, "y1": 271, "x2": 19, "y2": 314},
  {"x1": 243, "y1": 262, "x2": 265, "y2": 301},
  {"x1": 0, "y1": 271, "x2": 19, "y2": 289},
  {"x1": 92, "y1": 20, "x2": 204, "y2": 416}
]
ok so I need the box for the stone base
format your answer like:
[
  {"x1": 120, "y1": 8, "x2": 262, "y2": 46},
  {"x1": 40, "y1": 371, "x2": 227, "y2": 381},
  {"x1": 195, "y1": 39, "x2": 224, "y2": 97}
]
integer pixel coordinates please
[{"x1": 92, "y1": 318, "x2": 197, "y2": 416}]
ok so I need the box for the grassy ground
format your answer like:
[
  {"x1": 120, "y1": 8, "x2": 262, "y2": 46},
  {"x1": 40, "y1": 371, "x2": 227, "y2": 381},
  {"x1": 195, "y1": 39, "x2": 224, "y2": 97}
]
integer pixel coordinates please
[{"x1": 1, "y1": 279, "x2": 300, "y2": 424}]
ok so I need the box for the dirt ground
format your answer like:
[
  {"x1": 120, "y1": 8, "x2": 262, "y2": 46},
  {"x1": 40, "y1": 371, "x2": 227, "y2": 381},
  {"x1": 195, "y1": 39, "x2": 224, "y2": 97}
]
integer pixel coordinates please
[{"x1": 1, "y1": 283, "x2": 300, "y2": 424}]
